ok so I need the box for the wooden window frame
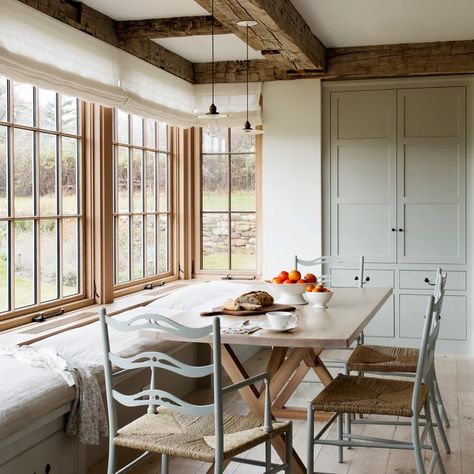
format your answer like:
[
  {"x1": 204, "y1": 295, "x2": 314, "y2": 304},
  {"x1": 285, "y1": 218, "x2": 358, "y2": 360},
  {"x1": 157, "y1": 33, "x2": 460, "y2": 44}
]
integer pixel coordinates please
[
  {"x1": 192, "y1": 126, "x2": 262, "y2": 278},
  {"x1": 0, "y1": 83, "x2": 96, "y2": 330},
  {"x1": 110, "y1": 110, "x2": 179, "y2": 298}
]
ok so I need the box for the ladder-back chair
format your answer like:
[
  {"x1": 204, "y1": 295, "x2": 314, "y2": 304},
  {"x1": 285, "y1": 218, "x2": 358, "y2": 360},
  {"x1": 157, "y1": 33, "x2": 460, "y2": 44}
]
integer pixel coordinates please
[{"x1": 100, "y1": 310, "x2": 293, "y2": 474}]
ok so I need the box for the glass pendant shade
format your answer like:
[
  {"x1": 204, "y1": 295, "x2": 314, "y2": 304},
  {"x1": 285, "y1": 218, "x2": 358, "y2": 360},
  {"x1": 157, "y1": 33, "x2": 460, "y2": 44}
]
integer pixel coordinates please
[{"x1": 238, "y1": 19, "x2": 262, "y2": 144}]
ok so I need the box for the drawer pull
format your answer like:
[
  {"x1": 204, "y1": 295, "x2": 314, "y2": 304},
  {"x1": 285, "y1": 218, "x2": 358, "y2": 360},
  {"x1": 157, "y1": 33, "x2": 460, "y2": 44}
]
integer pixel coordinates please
[
  {"x1": 424, "y1": 277, "x2": 435, "y2": 287},
  {"x1": 354, "y1": 276, "x2": 370, "y2": 282}
]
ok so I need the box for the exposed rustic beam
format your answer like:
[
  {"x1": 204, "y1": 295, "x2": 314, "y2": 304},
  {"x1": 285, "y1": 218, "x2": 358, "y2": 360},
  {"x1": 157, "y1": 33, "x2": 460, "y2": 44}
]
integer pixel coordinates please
[
  {"x1": 194, "y1": 40, "x2": 474, "y2": 83},
  {"x1": 194, "y1": 0, "x2": 326, "y2": 71},
  {"x1": 116, "y1": 16, "x2": 230, "y2": 39},
  {"x1": 325, "y1": 40, "x2": 474, "y2": 79},
  {"x1": 194, "y1": 59, "x2": 293, "y2": 83},
  {"x1": 17, "y1": 0, "x2": 194, "y2": 83}
]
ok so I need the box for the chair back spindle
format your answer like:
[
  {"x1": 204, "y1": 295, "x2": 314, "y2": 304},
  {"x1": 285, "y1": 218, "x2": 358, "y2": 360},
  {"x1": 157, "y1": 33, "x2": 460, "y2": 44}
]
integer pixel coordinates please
[{"x1": 411, "y1": 269, "x2": 447, "y2": 414}]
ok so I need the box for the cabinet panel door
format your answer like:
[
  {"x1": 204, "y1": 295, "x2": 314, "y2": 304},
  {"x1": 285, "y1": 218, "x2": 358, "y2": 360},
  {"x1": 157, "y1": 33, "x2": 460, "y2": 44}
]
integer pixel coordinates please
[
  {"x1": 397, "y1": 87, "x2": 466, "y2": 264},
  {"x1": 330, "y1": 90, "x2": 397, "y2": 263},
  {"x1": 399, "y1": 293, "x2": 467, "y2": 340},
  {"x1": 365, "y1": 294, "x2": 395, "y2": 338}
]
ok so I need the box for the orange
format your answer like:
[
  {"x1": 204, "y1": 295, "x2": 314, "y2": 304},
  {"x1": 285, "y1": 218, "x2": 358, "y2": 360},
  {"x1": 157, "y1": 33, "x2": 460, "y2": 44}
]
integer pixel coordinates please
[
  {"x1": 304, "y1": 273, "x2": 317, "y2": 283},
  {"x1": 288, "y1": 270, "x2": 301, "y2": 281},
  {"x1": 306, "y1": 284, "x2": 315, "y2": 292},
  {"x1": 297, "y1": 279, "x2": 306, "y2": 284},
  {"x1": 279, "y1": 271, "x2": 289, "y2": 281},
  {"x1": 272, "y1": 277, "x2": 283, "y2": 284},
  {"x1": 283, "y1": 279, "x2": 296, "y2": 284}
]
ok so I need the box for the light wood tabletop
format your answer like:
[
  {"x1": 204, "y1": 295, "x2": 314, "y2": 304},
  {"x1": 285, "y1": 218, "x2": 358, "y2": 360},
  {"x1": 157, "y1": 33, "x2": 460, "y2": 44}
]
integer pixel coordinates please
[
  {"x1": 140, "y1": 286, "x2": 393, "y2": 349},
  {"x1": 139, "y1": 285, "x2": 392, "y2": 474}
]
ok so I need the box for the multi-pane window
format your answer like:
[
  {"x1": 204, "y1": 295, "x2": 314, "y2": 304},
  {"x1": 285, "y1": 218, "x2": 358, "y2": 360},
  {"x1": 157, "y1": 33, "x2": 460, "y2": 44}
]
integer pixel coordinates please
[
  {"x1": 0, "y1": 77, "x2": 82, "y2": 313},
  {"x1": 200, "y1": 127, "x2": 257, "y2": 271},
  {"x1": 113, "y1": 110, "x2": 171, "y2": 286}
]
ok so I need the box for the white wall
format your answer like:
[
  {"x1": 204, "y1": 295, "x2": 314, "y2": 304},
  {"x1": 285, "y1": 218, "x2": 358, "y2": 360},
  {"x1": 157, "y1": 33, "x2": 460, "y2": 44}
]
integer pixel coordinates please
[{"x1": 261, "y1": 79, "x2": 322, "y2": 278}]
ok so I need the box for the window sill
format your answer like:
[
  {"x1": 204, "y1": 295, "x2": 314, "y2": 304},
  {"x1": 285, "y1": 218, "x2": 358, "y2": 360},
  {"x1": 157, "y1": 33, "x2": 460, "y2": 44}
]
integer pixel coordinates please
[{"x1": 0, "y1": 279, "x2": 200, "y2": 346}]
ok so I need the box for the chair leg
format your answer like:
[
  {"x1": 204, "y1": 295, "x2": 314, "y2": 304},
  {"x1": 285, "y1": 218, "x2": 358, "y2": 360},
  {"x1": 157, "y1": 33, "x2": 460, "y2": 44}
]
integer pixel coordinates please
[
  {"x1": 265, "y1": 438, "x2": 272, "y2": 473},
  {"x1": 429, "y1": 382, "x2": 451, "y2": 454},
  {"x1": 161, "y1": 453, "x2": 169, "y2": 474},
  {"x1": 425, "y1": 400, "x2": 446, "y2": 474},
  {"x1": 107, "y1": 439, "x2": 115, "y2": 474},
  {"x1": 411, "y1": 408, "x2": 426, "y2": 474},
  {"x1": 337, "y1": 413, "x2": 343, "y2": 463},
  {"x1": 433, "y1": 369, "x2": 449, "y2": 427},
  {"x1": 344, "y1": 366, "x2": 352, "y2": 449},
  {"x1": 285, "y1": 422, "x2": 293, "y2": 474},
  {"x1": 307, "y1": 403, "x2": 315, "y2": 474}
]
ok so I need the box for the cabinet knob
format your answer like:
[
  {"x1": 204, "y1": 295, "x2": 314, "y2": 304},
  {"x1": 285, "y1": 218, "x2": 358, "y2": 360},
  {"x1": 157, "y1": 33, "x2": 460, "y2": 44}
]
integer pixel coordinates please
[
  {"x1": 398, "y1": 228, "x2": 404, "y2": 232},
  {"x1": 424, "y1": 277, "x2": 435, "y2": 287},
  {"x1": 391, "y1": 228, "x2": 396, "y2": 232}
]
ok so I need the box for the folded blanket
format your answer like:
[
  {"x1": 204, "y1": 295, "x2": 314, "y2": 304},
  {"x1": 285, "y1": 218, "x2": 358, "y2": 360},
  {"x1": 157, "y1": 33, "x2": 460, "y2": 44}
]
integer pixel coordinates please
[{"x1": 0, "y1": 345, "x2": 107, "y2": 445}]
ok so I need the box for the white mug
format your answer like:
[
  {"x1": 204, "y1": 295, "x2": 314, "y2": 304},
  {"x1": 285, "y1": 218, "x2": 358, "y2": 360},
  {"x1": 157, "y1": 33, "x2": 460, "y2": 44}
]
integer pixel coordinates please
[{"x1": 266, "y1": 311, "x2": 297, "y2": 330}]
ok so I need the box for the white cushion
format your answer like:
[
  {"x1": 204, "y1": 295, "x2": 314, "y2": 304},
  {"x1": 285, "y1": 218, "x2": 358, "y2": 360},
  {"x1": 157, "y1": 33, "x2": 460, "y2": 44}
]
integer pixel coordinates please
[{"x1": 146, "y1": 281, "x2": 254, "y2": 312}]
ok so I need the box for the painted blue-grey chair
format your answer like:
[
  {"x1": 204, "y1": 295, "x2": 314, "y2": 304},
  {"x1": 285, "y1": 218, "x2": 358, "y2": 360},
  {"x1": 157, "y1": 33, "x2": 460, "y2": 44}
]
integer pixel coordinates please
[
  {"x1": 306, "y1": 279, "x2": 447, "y2": 474},
  {"x1": 99, "y1": 310, "x2": 293, "y2": 474},
  {"x1": 346, "y1": 268, "x2": 450, "y2": 455}
]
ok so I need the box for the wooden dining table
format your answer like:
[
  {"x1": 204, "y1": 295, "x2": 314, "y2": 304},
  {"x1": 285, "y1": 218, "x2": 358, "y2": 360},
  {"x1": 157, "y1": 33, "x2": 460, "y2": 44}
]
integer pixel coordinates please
[{"x1": 140, "y1": 285, "x2": 392, "y2": 474}]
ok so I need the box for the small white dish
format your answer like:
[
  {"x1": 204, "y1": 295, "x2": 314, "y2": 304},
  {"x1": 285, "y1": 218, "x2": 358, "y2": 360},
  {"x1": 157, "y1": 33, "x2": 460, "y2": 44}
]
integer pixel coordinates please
[
  {"x1": 305, "y1": 290, "x2": 333, "y2": 309},
  {"x1": 259, "y1": 315, "x2": 298, "y2": 332}
]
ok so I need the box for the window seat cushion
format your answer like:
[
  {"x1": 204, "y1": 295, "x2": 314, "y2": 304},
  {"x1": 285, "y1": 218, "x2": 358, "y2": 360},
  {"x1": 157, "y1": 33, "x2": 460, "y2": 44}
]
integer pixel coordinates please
[
  {"x1": 0, "y1": 307, "x2": 183, "y2": 442},
  {"x1": 146, "y1": 281, "x2": 254, "y2": 312}
]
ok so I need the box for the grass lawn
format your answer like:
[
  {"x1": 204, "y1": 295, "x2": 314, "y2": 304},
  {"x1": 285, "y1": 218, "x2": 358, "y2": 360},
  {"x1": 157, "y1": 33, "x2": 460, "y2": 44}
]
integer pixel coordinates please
[
  {"x1": 0, "y1": 263, "x2": 74, "y2": 311},
  {"x1": 203, "y1": 191, "x2": 255, "y2": 212},
  {"x1": 203, "y1": 252, "x2": 256, "y2": 271}
]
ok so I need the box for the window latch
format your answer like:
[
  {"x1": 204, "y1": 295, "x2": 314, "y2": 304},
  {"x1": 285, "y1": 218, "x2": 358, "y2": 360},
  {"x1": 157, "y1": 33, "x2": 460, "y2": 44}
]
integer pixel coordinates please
[
  {"x1": 221, "y1": 275, "x2": 256, "y2": 281},
  {"x1": 144, "y1": 281, "x2": 166, "y2": 290}
]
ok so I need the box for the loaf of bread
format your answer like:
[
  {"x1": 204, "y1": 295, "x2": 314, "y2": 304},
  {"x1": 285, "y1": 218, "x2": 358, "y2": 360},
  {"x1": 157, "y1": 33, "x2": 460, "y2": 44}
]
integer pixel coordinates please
[
  {"x1": 236, "y1": 291, "x2": 274, "y2": 307},
  {"x1": 222, "y1": 291, "x2": 274, "y2": 311}
]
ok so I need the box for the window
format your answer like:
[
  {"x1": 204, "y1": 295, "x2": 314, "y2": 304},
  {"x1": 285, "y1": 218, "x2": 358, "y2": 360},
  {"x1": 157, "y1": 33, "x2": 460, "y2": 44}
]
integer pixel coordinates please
[
  {"x1": 199, "y1": 127, "x2": 258, "y2": 272},
  {"x1": 113, "y1": 110, "x2": 172, "y2": 286},
  {"x1": 0, "y1": 77, "x2": 83, "y2": 313}
]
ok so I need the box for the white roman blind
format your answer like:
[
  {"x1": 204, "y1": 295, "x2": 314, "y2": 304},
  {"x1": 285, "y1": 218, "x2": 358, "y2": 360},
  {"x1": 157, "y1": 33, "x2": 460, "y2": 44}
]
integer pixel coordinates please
[{"x1": 0, "y1": 0, "x2": 262, "y2": 128}]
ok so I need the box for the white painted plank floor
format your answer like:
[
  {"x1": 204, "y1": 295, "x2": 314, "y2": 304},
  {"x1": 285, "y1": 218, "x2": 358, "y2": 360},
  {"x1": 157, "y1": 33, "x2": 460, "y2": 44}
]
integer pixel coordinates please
[{"x1": 89, "y1": 351, "x2": 473, "y2": 474}]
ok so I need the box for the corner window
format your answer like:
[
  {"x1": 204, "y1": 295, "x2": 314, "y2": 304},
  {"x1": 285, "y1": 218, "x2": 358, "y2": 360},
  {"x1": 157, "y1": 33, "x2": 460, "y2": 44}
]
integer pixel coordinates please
[
  {"x1": 113, "y1": 110, "x2": 172, "y2": 287},
  {"x1": 198, "y1": 127, "x2": 258, "y2": 273}
]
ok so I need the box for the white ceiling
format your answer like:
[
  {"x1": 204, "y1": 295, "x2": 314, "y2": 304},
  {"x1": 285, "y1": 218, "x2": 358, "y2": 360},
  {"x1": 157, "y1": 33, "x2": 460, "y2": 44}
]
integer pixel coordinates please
[
  {"x1": 153, "y1": 35, "x2": 263, "y2": 62},
  {"x1": 82, "y1": 0, "x2": 474, "y2": 57},
  {"x1": 82, "y1": 0, "x2": 208, "y2": 21},
  {"x1": 291, "y1": 0, "x2": 474, "y2": 47}
]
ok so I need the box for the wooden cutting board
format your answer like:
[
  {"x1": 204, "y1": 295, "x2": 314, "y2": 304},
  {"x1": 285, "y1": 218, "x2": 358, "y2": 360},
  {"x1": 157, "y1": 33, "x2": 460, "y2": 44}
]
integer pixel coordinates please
[{"x1": 200, "y1": 303, "x2": 296, "y2": 317}]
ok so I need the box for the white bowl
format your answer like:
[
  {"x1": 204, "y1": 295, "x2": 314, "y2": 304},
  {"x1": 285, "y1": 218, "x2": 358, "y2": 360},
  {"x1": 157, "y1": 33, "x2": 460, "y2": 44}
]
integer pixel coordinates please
[
  {"x1": 265, "y1": 281, "x2": 308, "y2": 305},
  {"x1": 305, "y1": 290, "x2": 333, "y2": 308}
]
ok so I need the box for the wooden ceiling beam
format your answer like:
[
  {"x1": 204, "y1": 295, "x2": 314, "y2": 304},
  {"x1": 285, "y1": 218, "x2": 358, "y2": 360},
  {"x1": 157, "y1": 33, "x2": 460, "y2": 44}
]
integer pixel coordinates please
[
  {"x1": 17, "y1": 0, "x2": 194, "y2": 83},
  {"x1": 194, "y1": 40, "x2": 474, "y2": 83},
  {"x1": 325, "y1": 40, "x2": 474, "y2": 79},
  {"x1": 116, "y1": 16, "x2": 230, "y2": 40},
  {"x1": 194, "y1": 0, "x2": 326, "y2": 71}
]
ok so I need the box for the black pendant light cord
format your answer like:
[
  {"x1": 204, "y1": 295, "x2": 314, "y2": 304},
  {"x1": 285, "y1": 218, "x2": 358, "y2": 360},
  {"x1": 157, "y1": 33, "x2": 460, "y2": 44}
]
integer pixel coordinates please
[
  {"x1": 211, "y1": 0, "x2": 215, "y2": 106},
  {"x1": 246, "y1": 24, "x2": 249, "y2": 123}
]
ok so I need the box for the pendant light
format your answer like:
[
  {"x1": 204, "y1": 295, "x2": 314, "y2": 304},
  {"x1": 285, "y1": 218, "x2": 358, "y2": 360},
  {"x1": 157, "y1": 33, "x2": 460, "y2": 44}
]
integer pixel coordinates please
[
  {"x1": 198, "y1": 0, "x2": 227, "y2": 138},
  {"x1": 237, "y1": 19, "x2": 263, "y2": 149}
]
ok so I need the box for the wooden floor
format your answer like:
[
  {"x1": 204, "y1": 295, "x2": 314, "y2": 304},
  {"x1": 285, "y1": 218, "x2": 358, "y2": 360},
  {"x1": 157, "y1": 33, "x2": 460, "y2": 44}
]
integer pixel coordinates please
[{"x1": 89, "y1": 350, "x2": 474, "y2": 474}]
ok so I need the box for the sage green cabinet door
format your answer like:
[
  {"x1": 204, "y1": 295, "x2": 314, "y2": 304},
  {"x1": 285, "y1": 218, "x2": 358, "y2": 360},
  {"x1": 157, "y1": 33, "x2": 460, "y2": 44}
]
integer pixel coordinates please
[
  {"x1": 397, "y1": 87, "x2": 466, "y2": 264},
  {"x1": 330, "y1": 90, "x2": 397, "y2": 263}
]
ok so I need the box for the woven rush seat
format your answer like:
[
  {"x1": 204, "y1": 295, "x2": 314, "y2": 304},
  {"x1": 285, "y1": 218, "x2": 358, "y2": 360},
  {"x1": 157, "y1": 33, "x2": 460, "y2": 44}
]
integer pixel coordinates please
[
  {"x1": 114, "y1": 407, "x2": 289, "y2": 463},
  {"x1": 313, "y1": 374, "x2": 429, "y2": 417},
  {"x1": 347, "y1": 344, "x2": 419, "y2": 373}
]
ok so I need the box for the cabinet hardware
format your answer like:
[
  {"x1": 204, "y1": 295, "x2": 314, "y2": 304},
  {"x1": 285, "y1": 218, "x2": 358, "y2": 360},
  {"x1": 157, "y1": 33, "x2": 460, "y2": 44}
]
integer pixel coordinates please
[
  {"x1": 391, "y1": 228, "x2": 396, "y2": 232},
  {"x1": 398, "y1": 228, "x2": 404, "y2": 232},
  {"x1": 354, "y1": 276, "x2": 370, "y2": 282},
  {"x1": 424, "y1": 277, "x2": 435, "y2": 287}
]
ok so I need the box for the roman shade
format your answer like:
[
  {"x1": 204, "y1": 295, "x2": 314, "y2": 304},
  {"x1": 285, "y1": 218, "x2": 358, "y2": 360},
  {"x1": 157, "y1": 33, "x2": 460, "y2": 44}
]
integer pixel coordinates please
[{"x1": 0, "y1": 0, "x2": 262, "y2": 127}]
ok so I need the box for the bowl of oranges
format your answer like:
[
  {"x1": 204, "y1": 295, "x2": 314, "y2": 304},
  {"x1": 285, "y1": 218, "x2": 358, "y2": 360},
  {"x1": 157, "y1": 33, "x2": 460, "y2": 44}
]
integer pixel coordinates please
[
  {"x1": 305, "y1": 283, "x2": 333, "y2": 309},
  {"x1": 265, "y1": 270, "x2": 318, "y2": 305}
]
